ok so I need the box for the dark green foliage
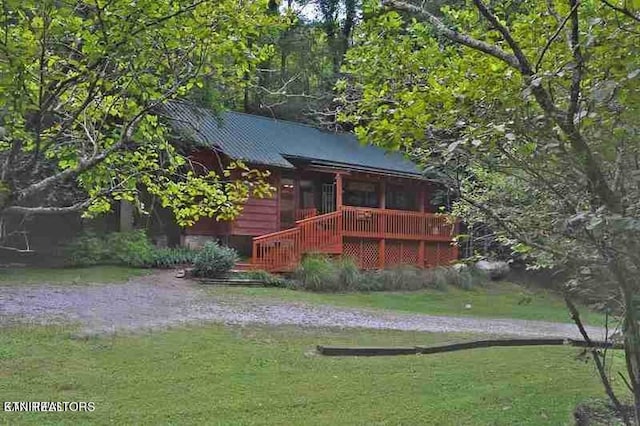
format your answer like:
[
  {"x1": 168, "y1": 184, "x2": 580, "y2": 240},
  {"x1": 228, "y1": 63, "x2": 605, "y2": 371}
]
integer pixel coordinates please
[
  {"x1": 66, "y1": 231, "x2": 155, "y2": 267},
  {"x1": 293, "y1": 255, "x2": 481, "y2": 292},
  {"x1": 238, "y1": 270, "x2": 293, "y2": 288},
  {"x1": 192, "y1": 242, "x2": 239, "y2": 278},
  {"x1": 146, "y1": 247, "x2": 198, "y2": 269},
  {"x1": 66, "y1": 231, "x2": 198, "y2": 268},
  {"x1": 293, "y1": 255, "x2": 361, "y2": 292},
  {"x1": 103, "y1": 231, "x2": 156, "y2": 267},
  {"x1": 65, "y1": 233, "x2": 110, "y2": 266}
]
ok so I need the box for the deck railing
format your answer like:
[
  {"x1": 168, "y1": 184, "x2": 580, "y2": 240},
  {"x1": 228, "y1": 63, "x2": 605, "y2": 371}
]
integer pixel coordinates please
[
  {"x1": 252, "y1": 227, "x2": 301, "y2": 271},
  {"x1": 296, "y1": 211, "x2": 342, "y2": 253},
  {"x1": 252, "y1": 207, "x2": 456, "y2": 271},
  {"x1": 295, "y1": 208, "x2": 318, "y2": 221},
  {"x1": 341, "y1": 206, "x2": 456, "y2": 240},
  {"x1": 253, "y1": 211, "x2": 342, "y2": 271}
]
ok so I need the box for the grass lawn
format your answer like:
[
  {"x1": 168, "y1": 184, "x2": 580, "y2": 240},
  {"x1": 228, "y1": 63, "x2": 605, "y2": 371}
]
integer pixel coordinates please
[
  {"x1": 0, "y1": 323, "x2": 626, "y2": 425},
  {"x1": 207, "y1": 281, "x2": 605, "y2": 326},
  {"x1": 0, "y1": 266, "x2": 151, "y2": 286}
]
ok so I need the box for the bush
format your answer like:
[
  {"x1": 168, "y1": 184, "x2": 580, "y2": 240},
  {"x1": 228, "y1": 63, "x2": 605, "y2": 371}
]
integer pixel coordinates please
[
  {"x1": 146, "y1": 247, "x2": 198, "y2": 268},
  {"x1": 293, "y1": 255, "x2": 337, "y2": 292},
  {"x1": 65, "y1": 232, "x2": 109, "y2": 266},
  {"x1": 239, "y1": 270, "x2": 293, "y2": 288},
  {"x1": 66, "y1": 230, "x2": 155, "y2": 267},
  {"x1": 370, "y1": 266, "x2": 429, "y2": 291},
  {"x1": 292, "y1": 255, "x2": 483, "y2": 292},
  {"x1": 336, "y1": 257, "x2": 361, "y2": 291},
  {"x1": 445, "y1": 265, "x2": 479, "y2": 290},
  {"x1": 104, "y1": 230, "x2": 156, "y2": 267},
  {"x1": 192, "y1": 241, "x2": 238, "y2": 278},
  {"x1": 66, "y1": 231, "x2": 198, "y2": 268},
  {"x1": 293, "y1": 255, "x2": 362, "y2": 292}
]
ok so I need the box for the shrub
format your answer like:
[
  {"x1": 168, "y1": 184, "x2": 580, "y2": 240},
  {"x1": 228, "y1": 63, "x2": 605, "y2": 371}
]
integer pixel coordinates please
[
  {"x1": 239, "y1": 270, "x2": 293, "y2": 288},
  {"x1": 293, "y1": 255, "x2": 362, "y2": 292},
  {"x1": 66, "y1": 231, "x2": 198, "y2": 269},
  {"x1": 104, "y1": 230, "x2": 156, "y2": 267},
  {"x1": 192, "y1": 241, "x2": 238, "y2": 278},
  {"x1": 292, "y1": 256, "x2": 484, "y2": 292},
  {"x1": 294, "y1": 254, "x2": 338, "y2": 291},
  {"x1": 336, "y1": 257, "x2": 361, "y2": 291},
  {"x1": 376, "y1": 266, "x2": 427, "y2": 291},
  {"x1": 66, "y1": 230, "x2": 155, "y2": 267},
  {"x1": 147, "y1": 247, "x2": 198, "y2": 268},
  {"x1": 446, "y1": 265, "x2": 479, "y2": 290},
  {"x1": 65, "y1": 232, "x2": 109, "y2": 266}
]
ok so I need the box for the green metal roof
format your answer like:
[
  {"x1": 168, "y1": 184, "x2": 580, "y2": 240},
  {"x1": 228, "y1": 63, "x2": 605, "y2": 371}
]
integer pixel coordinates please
[{"x1": 162, "y1": 101, "x2": 423, "y2": 178}]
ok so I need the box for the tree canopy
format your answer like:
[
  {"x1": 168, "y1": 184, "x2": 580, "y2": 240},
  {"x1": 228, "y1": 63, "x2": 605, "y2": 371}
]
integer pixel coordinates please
[
  {"x1": 338, "y1": 0, "x2": 640, "y2": 421},
  {"x1": 0, "y1": 0, "x2": 279, "y2": 239}
]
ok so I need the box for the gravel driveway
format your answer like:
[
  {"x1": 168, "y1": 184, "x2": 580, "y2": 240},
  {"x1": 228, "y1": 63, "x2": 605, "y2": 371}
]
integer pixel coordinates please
[{"x1": 0, "y1": 271, "x2": 605, "y2": 339}]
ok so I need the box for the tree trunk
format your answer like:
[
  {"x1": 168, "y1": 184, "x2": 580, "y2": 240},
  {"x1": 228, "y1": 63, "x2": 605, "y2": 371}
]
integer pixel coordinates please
[
  {"x1": 622, "y1": 286, "x2": 640, "y2": 425},
  {"x1": 119, "y1": 200, "x2": 135, "y2": 232}
]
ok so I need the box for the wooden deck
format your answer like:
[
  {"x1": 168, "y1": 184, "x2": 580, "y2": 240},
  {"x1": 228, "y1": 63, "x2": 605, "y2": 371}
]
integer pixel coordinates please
[{"x1": 251, "y1": 206, "x2": 458, "y2": 272}]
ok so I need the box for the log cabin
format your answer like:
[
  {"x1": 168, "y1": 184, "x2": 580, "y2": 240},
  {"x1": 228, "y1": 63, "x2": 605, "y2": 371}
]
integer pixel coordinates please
[{"x1": 163, "y1": 101, "x2": 459, "y2": 272}]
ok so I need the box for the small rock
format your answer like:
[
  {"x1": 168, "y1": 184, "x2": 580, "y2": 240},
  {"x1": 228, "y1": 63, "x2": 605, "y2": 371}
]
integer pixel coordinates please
[
  {"x1": 175, "y1": 269, "x2": 186, "y2": 278},
  {"x1": 464, "y1": 304, "x2": 472, "y2": 309}
]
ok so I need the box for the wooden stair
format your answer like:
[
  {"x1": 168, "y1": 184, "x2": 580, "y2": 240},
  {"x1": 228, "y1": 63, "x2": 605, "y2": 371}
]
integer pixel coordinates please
[{"x1": 251, "y1": 211, "x2": 342, "y2": 272}]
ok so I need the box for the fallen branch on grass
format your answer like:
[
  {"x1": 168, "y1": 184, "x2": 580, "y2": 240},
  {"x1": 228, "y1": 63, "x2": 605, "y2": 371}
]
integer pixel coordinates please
[{"x1": 317, "y1": 338, "x2": 623, "y2": 356}]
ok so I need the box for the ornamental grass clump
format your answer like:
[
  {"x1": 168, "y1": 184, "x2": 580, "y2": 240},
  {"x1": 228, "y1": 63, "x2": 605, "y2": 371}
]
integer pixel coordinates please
[
  {"x1": 293, "y1": 256, "x2": 482, "y2": 292},
  {"x1": 292, "y1": 255, "x2": 361, "y2": 292}
]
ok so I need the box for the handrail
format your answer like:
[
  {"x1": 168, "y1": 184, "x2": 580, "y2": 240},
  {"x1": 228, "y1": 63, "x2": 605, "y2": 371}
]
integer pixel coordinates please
[
  {"x1": 297, "y1": 211, "x2": 342, "y2": 252},
  {"x1": 342, "y1": 205, "x2": 450, "y2": 218},
  {"x1": 252, "y1": 206, "x2": 457, "y2": 271},
  {"x1": 253, "y1": 227, "x2": 299, "y2": 242},
  {"x1": 295, "y1": 208, "x2": 318, "y2": 222},
  {"x1": 341, "y1": 206, "x2": 455, "y2": 240},
  {"x1": 295, "y1": 210, "x2": 340, "y2": 225},
  {"x1": 252, "y1": 227, "x2": 301, "y2": 270}
]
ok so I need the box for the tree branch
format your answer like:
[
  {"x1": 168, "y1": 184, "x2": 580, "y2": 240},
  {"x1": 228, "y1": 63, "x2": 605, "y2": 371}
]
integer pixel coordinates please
[
  {"x1": 535, "y1": 1, "x2": 579, "y2": 72},
  {"x1": 567, "y1": 0, "x2": 584, "y2": 125},
  {"x1": 12, "y1": 84, "x2": 181, "y2": 206},
  {"x1": 2, "y1": 200, "x2": 91, "y2": 215},
  {"x1": 384, "y1": 0, "x2": 620, "y2": 212},
  {"x1": 565, "y1": 295, "x2": 630, "y2": 424},
  {"x1": 600, "y1": 0, "x2": 640, "y2": 22},
  {"x1": 381, "y1": 0, "x2": 521, "y2": 69},
  {"x1": 471, "y1": 0, "x2": 534, "y2": 73}
]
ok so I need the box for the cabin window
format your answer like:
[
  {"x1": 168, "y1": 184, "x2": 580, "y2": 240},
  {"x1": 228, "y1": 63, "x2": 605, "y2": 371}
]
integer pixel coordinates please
[
  {"x1": 386, "y1": 185, "x2": 417, "y2": 211},
  {"x1": 344, "y1": 181, "x2": 379, "y2": 208}
]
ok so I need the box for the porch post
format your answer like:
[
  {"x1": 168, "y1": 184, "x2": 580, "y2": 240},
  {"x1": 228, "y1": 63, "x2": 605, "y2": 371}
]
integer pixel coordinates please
[
  {"x1": 335, "y1": 173, "x2": 343, "y2": 210},
  {"x1": 418, "y1": 185, "x2": 425, "y2": 268},
  {"x1": 378, "y1": 180, "x2": 386, "y2": 269}
]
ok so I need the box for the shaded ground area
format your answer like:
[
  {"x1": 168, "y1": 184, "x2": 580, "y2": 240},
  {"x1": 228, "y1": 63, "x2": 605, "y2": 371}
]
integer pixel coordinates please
[{"x1": 0, "y1": 271, "x2": 605, "y2": 338}]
